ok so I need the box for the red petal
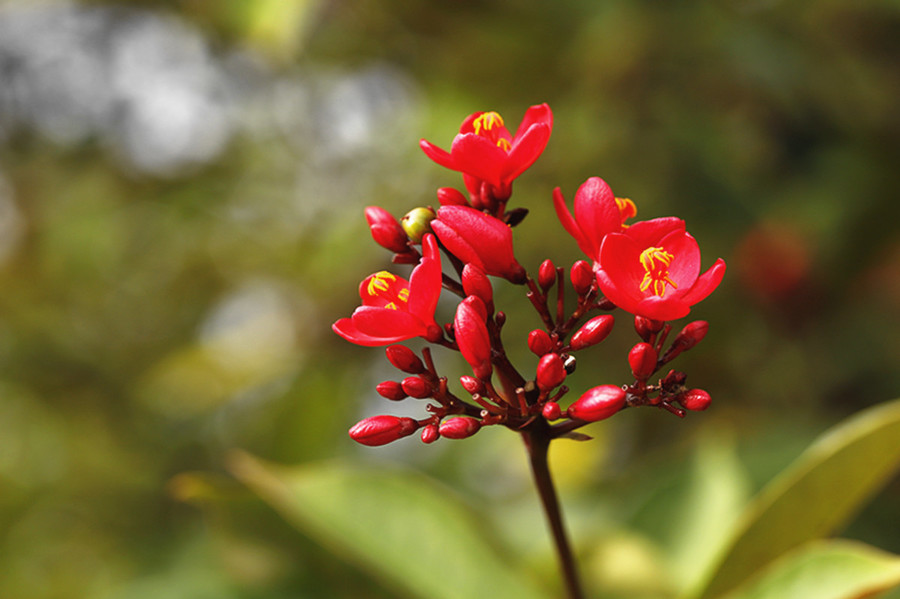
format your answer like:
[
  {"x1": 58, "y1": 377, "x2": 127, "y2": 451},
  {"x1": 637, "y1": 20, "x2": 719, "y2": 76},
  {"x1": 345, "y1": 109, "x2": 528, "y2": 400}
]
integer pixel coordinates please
[
  {"x1": 660, "y1": 231, "x2": 701, "y2": 290},
  {"x1": 504, "y1": 123, "x2": 550, "y2": 181},
  {"x1": 407, "y1": 254, "x2": 441, "y2": 322},
  {"x1": 626, "y1": 217, "x2": 685, "y2": 247},
  {"x1": 449, "y1": 134, "x2": 507, "y2": 186},
  {"x1": 419, "y1": 139, "x2": 456, "y2": 170},
  {"x1": 552, "y1": 187, "x2": 591, "y2": 256},
  {"x1": 573, "y1": 177, "x2": 620, "y2": 258},
  {"x1": 513, "y1": 103, "x2": 553, "y2": 137},
  {"x1": 431, "y1": 219, "x2": 484, "y2": 271},
  {"x1": 681, "y1": 258, "x2": 726, "y2": 305},
  {"x1": 333, "y1": 317, "x2": 405, "y2": 346},
  {"x1": 634, "y1": 295, "x2": 691, "y2": 321},
  {"x1": 351, "y1": 306, "x2": 425, "y2": 340}
]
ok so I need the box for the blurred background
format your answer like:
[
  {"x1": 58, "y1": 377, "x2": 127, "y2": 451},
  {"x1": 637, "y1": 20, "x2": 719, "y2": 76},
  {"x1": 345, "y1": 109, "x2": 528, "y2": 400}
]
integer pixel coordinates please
[{"x1": 0, "y1": 0, "x2": 898, "y2": 597}]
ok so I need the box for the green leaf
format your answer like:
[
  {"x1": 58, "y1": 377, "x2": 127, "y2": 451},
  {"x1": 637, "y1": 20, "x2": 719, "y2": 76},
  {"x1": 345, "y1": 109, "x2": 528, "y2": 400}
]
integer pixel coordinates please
[
  {"x1": 691, "y1": 398, "x2": 900, "y2": 599},
  {"x1": 229, "y1": 452, "x2": 552, "y2": 599},
  {"x1": 722, "y1": 540, "x2": 900, "y2": 599}
]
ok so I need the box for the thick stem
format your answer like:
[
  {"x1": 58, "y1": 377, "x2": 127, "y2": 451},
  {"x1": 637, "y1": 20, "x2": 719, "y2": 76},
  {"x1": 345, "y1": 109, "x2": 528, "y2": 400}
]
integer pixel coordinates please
[{"x1": 522, "y1": 422, "x2": 585, "y2": 599}]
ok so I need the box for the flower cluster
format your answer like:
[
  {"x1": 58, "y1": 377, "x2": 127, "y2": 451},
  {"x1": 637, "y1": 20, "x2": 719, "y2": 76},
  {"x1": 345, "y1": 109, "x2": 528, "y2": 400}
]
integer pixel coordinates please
[{"x1": 334, "y1": 103, "x2": 725, "y2": 447}]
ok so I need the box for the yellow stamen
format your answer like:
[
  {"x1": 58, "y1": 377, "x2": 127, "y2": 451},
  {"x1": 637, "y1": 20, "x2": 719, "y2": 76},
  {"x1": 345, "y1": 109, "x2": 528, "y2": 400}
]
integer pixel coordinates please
[
  {"x1": 367, "y1": 271, "x2": 397, "y2": 296},
  {"x1": 639, "y1": 247, "x2": 678, "y2": 297},
  {"x1": 496, "y1": 138, "x2": 511, "y2": 151},
  {"x1": 615, "y1": 197, "x2": 637, "y2": 223},
  {"x1": 473, "y1": 111, "x2": 504, "y2": 136}
]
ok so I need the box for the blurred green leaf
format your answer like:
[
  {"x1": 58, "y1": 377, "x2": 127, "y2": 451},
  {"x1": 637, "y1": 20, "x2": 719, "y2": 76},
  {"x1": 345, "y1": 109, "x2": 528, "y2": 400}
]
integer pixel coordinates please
[
  {"x1": 692, "y1": 398, "x2": 900, "y2": 599},
  {"x1": 229, "y1": 452, "x2": 552, "y2": 599},
  {"x1": 722, "y1": 540, "x2": 900, "y2": 599}
]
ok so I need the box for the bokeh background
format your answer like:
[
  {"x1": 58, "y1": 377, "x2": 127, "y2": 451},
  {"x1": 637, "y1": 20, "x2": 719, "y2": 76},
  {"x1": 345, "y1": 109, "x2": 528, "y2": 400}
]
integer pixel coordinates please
[{"x1": 1, "y1": 0, "x2": 898, "y2": 597}]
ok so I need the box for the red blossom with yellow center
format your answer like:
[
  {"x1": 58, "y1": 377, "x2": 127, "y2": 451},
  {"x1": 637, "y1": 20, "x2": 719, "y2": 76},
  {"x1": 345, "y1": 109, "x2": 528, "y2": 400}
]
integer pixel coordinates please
[
  {"x1": 419, "y1": 104, "x2": 553, "y2": 200},
  {"x1": 553, "y1": 177, "x2": 634, "y2": 261},
  {"x1": 332, "y1": 234, "x2": 444, "y2": 346},
  {"x1": 595, "y1": 219, "x2": 726, "y2": 321}
]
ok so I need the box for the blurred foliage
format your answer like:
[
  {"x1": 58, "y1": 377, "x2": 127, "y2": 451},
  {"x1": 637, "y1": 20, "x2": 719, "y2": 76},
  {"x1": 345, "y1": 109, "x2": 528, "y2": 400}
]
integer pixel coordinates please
[{"x1": 0, "y1": 0, "x2": 898, "y2": 597}]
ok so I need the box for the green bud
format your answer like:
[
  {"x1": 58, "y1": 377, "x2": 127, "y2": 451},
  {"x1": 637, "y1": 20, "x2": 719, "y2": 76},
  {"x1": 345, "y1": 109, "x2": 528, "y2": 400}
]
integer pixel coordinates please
[{"x1": 401, "y1": 207, "x2": 436, "y2": 243}]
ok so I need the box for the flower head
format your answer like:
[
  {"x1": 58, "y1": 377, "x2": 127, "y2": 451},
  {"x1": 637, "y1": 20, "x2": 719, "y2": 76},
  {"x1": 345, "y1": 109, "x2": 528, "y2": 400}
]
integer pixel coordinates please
[
  {"x1": 333, "y1": 234, "x2": 444, "y2": 346},
  {"x1": 553, "y1": 177, "x2": 636, "y2": 262},
  {"x1": 595, "y1": 219, "x2": 726, "y2": 321},
  {"x1": 419, "y1": 104, "x2": 553, "y2": 200}
]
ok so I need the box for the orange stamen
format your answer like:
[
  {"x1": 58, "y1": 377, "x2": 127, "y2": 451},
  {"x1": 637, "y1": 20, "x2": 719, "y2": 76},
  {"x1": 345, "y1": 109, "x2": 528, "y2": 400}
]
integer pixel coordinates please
[{"x1": 366, "y1": 271, "x2": 410, "y2": 310}]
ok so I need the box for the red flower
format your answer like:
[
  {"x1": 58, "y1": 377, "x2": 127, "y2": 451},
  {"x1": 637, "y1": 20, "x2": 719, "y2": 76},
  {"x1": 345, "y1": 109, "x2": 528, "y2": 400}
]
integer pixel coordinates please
[
  {"x1": 419, "y1": 104, "x2": 553, "y2": 199},
  {"x1": 333, "y1": 234, "x2": 444, "y2": 346},
  {"x1": 431, "y1": 206, "x2": 526, "y2": 283},
  {"x1": 595, "y1": 219, "x2": 726, "y2": 321},
  {"x1": 553, "y1": 177, "x2": 636, "y2": 262}
]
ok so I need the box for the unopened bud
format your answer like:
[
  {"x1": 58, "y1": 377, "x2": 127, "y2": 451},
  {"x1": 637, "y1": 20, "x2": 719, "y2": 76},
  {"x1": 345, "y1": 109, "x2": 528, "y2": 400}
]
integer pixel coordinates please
[
  {"x1": 634, "y1": 316, "x2": 664, "y2": 341},
  {"x1": 628, "y1": 342, "x2": 658, "y2": 380},
  {"x1": 420, "y1": 424, "x2": 440, "y2": 444},
  {"x1": 679, "y1": 388, "x2": 711, "y2": 411},
  {"x1": 664, "y1": 321, "x2": 709, "y2": 361},
  {"x1": 454, "y1": 296, "x2": 492, "y2": 380},
  {"x1": 365, "y1": 206, "x2": 409, "y2": 253},
  {"x1": 375, "y1": 381, "x2": 408, "y2": 401},
  {"x1": 567, "y1": 385, "x2": 626, "y2": 422},
  {"x1": 570, "y1": 315, "x2": 615, "y2": 350},
  {"x1": 538, "y1": 259, "x2": 557, "y2": 290},
  {"x1": 462, "y1": 263, "x2": 494, "y2": 310},
  {"x1": 542, "y1": 401, "x2": 561, "y2": 421},
  {"x1": 570, "y1": 260, "x2": 593, "y2": 295},
  {"x1": 660, "y1": 369, "x2": 687, "y2": 393},
  {"x1": 439, "y1": 417, "x2": 482, "y2": 439},
  {"x1": 436, "y1": 187, "x2": 468, "y2": 206},
  {"x1": 401, "y1": 376, "x2": 433, "y2": 399},
  {"x1": 349, "y1": 415, "x2": 418, "y2": 446},
  {"x1": 401, "y1": 207, "x2": 436, "y2": 243},
  {"x1": 385, "y1": 345, "x2": 425, "y2": 374},
  {"x1": 459, "y1": 375, "x2": 484, "y2": 395},
  {"x1": 537, "y1": 353, "x2": 566, "y2": 392},
  {"x1": 528, "y1": 329, "x2": 554, "y2": 356}
]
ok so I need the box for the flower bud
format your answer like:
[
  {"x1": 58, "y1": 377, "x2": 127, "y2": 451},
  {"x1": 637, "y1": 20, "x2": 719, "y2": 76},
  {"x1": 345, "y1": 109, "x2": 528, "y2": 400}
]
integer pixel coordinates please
[
  {"x1": 567, "y1": 385, "x2": 626, "y2": 422},
  {"x1": 664, "y1": 321, "x2": 709, "y2": 361},
  {"x1": 538, "y1": 259, "x2": 556, "y2": 290},
  {"x1": 634, "y1": 316, "x2": 664, "y2": 341},
  {"x1": 679, "y1": 388, "x2": 711, "y2": 411},
  {"x1": 570, "y1": 260, "x2": 593, "y2": 295},
  {"x1": 537, "y1": 353, "x2": 566, "y2": 392},
  {"x1": 385, "y1": 345, "x2": 425, "y2": 374},
  {"x1": 528, "y1": 329, "x2": 554, "y2": 356},
  {"x1": 436, "y1": 187, "x2": 468, "y2": 207},
  {"x1": 365, "y1": 206, "x2": 409, "y2": 253},
  {"x1": 542, "y1": 401, "x2": 561, "y2": 421},
  {"x1": 349, "y1": 415, "x2": 418, "y2": 446},
  {"x1": 432, "y1": 206, "x2": 527, "y2": 284},
  {"x1": 459, "y1": 375, "x2": 484, "y2": 395},
  {"x1": 454, "y1": 296, "x2": 492, "y2": 379},
  {"x1": 401, "y1": 376, "x2": 433, "y2": 399},
  {"x1": 462, "y1": 263, "x2": 494, "y2": 310},
  {"x1": 439, "y1": 417, "x2": 482, "y2": 439},
  {"x1": 375, "y1": 381, "x2": 407, "y2": 401},
  {"x1": 570, "y1": 315, "x2": 615, "y2": 350},
  {"x1": 420, "y1": 424, "x2": 440, "y2": 444},
  {"x1": 628, "y1": 342, "x2": 658, "y2": 380},
  {"x1": 401, "y1": 207, "x2": 436, "y2": 243}
]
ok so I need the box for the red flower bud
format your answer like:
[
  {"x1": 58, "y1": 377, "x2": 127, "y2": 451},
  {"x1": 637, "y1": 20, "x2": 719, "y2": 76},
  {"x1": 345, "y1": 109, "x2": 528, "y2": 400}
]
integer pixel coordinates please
[
  {"x1": 385, "y1": 345, "x2": 425, "y2": 374},
  {"x1": 420, "y1": 424, "x2": 440, "y2": 444},
  {"x1": 462, "y1": 263, "x2": 494, "y2": 310},
  {"x1": 459, "y1": 375, "x2": 484, "y2": 395},
  {"x1": 538, "y1": 259, "x2": 557, "y2": 290},
  {"x1": 436, "y1": 187, "x2": 469, "y2": 206},
  {"x1": 663, "y1": 321, "x2": 709, "y2": 362},
  {"x1": 401, "y1": 376, "x2": 433, "y2": 399},
  {"x1": 570, "y1": 315, "x2": 615, "y2": 350},
  {"x1": 528, "y1": 329, "x2": 554, "y2": 356},
  {"x1": 537, "y1": 353, "x2": 566, "y2": 392},
  {"x1": 634, "y1": 316, "x2": 664, "y2": 341},
  {"x1": 454, "y1": 296, "x2": 492, "y2": 379},
  {"x1": 375, "y1": 381, "x2": 407, "y2": 401},
  {"x1": 628, "y1": 342, "x2": 658, "y2": 380},
  {"x1": 432, "y1": 206, "x2": 526, "y2": 284},
  {"x1": 439, "y1": 417, "x2": 482, "y2": 439},
  {"x1": 679, "y1": 388, "x2": 711, "y2": 411},
  {"x1": 567, "y1": 385, "x2": 626, "y2": 422},
  {"x1": 570, "y1": 260, "x2": 593, "y2": 295},
  {"x1": 542, "y1": 401, "x2": 561, "y2": 421},
  {"x1": 364, "y1": 206, "x2": 409, "y2": 253},
  {"x1": 349, "y1": 415, "x2": 418, "y2": 446}
]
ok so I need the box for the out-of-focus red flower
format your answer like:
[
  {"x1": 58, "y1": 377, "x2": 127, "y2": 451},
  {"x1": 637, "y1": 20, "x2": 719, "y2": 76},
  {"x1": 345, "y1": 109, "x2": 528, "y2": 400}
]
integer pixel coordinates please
[
  {"x1": 419, "y1": 104, "x2": 553, "y2": 199},
  {"x1": 553, "y1": 177, "x2": 637, "y2": 262},
  {"x1": 432, "y1": 205, "x2": 526, "y2": 283},
  {"x1": 596, "y1": 219, "x2": 726, "y2": 321},
  {"x1": 333, "y1": 234, "x2": 443, "y2": 346}
]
